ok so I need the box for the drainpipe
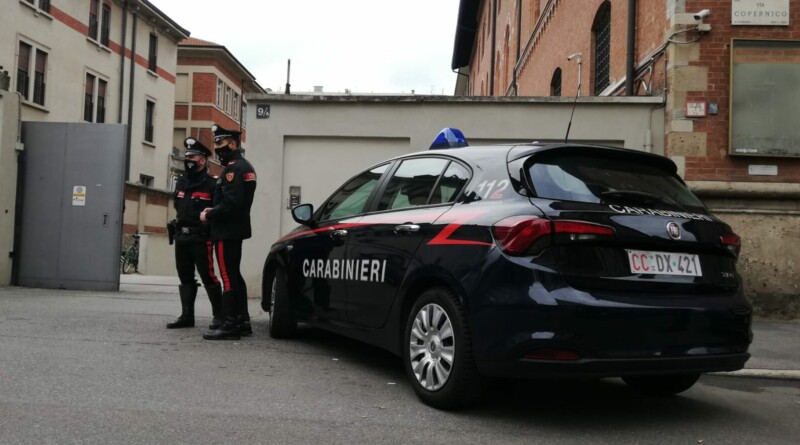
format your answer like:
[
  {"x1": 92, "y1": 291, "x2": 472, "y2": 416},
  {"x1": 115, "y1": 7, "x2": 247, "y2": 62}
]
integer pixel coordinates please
[
  {"x1": 125, "y1": 10, "x2": 138, "y2": 182},
  {"x1": 513, "y1": 0, "x2": 521, "y2": 95},
  {"x1": 490, "y1": 0, "x2": 497, "y2": 96},
  {"x1": 118, "y1": 0, "x2": 128, "y2": 123},
  {"x1": 625, "y1": 0, "x2": 637, "y2": 96}
]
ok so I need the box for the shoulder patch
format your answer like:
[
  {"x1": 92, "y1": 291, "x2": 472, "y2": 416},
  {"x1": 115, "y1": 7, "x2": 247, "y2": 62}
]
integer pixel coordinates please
[
  {"x1": 243, "y1": 172, "x2": 256, "y2": 182},
  {"x1": 226, "y1": 172, "x2": 235, "y2": 182}
]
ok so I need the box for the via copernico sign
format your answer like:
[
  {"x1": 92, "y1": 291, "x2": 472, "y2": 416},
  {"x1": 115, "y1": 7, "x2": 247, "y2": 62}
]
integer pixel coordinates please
[{"x1": 732, "y1": 0, "x2": 789, "y2": 26}]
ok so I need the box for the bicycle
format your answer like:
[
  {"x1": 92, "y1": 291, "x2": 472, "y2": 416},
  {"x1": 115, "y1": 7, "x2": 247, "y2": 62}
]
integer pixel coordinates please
[{"x1": 120, "y1": 234, "x2": 140, "y2": 274}]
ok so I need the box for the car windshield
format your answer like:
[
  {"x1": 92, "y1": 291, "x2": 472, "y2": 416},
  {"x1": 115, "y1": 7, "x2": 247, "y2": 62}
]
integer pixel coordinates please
[{"x1": 527, "y1": 155, "x2": 706, "y2": 211}]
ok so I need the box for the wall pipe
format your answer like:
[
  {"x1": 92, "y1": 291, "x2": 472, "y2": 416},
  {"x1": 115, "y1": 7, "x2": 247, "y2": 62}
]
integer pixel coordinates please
[
  {"x1": 625, "y1": 0, "x2": 636, "y2": 96},
  {"x1": 125, "y1": 10, "x2": 138, "y2": 181}
]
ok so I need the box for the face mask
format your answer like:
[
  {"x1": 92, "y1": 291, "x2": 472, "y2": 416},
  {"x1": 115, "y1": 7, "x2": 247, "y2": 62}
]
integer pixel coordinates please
[
  {"x1": 184, "y1": 159, "x2": 198, "y2": 172},
  {"x1": 215, "y1": 146, "x2": 233, "y2": 166}
]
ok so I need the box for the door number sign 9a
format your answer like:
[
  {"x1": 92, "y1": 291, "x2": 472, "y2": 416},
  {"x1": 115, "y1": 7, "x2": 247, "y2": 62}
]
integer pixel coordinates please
[{"x1": 256, "y1": 104, "x2": 271, "y2": 119}]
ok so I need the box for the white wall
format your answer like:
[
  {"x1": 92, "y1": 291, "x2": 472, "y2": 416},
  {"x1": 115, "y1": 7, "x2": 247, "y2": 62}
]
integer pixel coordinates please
[{"x1": 0, "y1": 90, "x2": 20, "y2": 285}]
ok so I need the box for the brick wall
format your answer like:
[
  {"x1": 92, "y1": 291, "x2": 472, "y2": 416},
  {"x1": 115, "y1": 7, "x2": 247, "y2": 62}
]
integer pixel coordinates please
[{"x1": 677, "y1": 0, "x2": 800, "y2": 182}]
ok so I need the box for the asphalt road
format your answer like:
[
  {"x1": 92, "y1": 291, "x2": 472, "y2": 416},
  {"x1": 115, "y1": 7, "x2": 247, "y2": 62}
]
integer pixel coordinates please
[{"x1": 1, "y1": 285, "x2": 799, "y2": 444}]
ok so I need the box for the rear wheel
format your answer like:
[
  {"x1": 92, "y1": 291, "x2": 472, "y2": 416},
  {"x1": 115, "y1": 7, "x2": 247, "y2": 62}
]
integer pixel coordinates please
[
  {"x1": 268, "y1": 268, "x2": 297, "y2": 338},
  {"x1": 403, "y1": 287, "x2": 483, "y2": 410},
  {"x1": 623, "y1": 373, "x2": 701, "y2": 395}
]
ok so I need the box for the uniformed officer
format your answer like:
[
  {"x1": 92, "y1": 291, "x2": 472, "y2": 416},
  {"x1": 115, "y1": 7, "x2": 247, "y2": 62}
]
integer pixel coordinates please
[
  {"x1": 167, "y1": 137, "x2": 223, "y2": 330},
  {"x1": 201, "y1": 123, "x2": 257, "y2": 340}
]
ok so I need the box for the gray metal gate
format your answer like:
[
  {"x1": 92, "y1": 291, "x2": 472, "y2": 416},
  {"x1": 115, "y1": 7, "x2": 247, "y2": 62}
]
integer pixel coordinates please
[{"x1": 17, "y1": 122, "x2": 126, "y2": 291}]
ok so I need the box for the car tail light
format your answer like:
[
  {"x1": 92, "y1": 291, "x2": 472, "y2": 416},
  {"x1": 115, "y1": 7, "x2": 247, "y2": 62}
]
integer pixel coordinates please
[
  {"x1": 492, "y1": 217, "x2": 615, "y2": 255},
  {"x1": 524, "y1": 348, "x2": 581, "y2": 361},
  {"x1": 721, "y1": 232, "x2": 741, "y2": 258}
]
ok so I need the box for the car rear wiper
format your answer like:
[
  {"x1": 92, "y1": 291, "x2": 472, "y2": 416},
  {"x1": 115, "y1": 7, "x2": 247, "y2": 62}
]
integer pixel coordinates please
[{"x1": 600, "y1": 190, "x2": 684, "y2": 210}]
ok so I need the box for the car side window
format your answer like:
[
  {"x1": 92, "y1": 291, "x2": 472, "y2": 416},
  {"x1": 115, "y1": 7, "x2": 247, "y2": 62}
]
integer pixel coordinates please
[
  {"x1": 318, "y1": 164, "x2": 389, "y2": 221},
  {"x1": 377, "y1": 158, "x2": 449, "y2": 211},
  {"x1": 431, "y1": 162, "x2": 470, "y2": 204}
]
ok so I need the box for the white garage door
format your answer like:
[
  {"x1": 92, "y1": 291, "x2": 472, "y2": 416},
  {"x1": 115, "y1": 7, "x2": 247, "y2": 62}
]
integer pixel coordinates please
[{"x1": 280, "y1": 136, "x2": 411, "y2": 234}]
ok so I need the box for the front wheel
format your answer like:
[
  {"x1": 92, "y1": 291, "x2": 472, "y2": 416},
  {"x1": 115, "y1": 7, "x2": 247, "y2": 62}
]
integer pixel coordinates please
[
  {"x1": 403, "y1": 287, "x2": 483, "y2": 410},
  {"x1": 268, "y1": 268, "x2": 297, "y2": 338},
  {"x1": 122, "y1": 251, "x2": 135, "y2": 274},
  {"x1": 622, "y1": 373, "x2": 701, "y2": 395}
]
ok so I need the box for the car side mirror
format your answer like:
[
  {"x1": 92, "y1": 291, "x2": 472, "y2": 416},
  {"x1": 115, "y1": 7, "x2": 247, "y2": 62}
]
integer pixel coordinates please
[{"x1": 291, "y1": 203, "x2": 314, "y2": 225}]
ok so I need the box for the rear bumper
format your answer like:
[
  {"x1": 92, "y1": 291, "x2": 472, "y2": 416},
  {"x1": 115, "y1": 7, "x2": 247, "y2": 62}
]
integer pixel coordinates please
[{"x1": 477, "y1": 352, "x2": 750, "y2": 379}]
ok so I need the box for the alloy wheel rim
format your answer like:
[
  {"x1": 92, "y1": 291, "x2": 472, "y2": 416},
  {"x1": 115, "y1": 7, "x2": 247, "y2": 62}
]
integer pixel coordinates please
[{"x1": 409, "y1": 303, "x2": 455, "y2": 391}]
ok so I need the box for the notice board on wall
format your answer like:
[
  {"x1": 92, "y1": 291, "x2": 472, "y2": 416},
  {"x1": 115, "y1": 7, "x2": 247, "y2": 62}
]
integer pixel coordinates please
[{"x1": 730, "y1": 39, "x2": 800, "y2": 158}]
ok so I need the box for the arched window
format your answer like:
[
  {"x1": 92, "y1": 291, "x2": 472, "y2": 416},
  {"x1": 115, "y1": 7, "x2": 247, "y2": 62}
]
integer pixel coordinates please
[
  {"x1": 550, "y1": 68, "x2": 562, "y2": 96},
  {"x1": 592, "y1": 2, "x2": 611, "y2": 94}
]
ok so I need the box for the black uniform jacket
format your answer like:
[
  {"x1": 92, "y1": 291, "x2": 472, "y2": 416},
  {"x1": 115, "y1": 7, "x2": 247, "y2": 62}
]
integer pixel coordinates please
[
  {"x1": 173, "y1": 169, "x2": 215, "y2": 244},
  {"x1": 206, "y1": 151, "x2": 257, "y2": 240}
]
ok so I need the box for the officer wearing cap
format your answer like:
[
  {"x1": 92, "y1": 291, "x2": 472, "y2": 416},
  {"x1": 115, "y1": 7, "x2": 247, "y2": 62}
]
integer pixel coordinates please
[
  {"x1": 167, "y1": 138, "x2": 223, "y2": 330},
  {"x1": 201, "y1": 123, "x2": 257, "y2": 340}
]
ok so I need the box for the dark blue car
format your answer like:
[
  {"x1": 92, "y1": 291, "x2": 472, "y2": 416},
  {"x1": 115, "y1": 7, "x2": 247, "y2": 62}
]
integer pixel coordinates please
[{"x1": 262, "y1": 136, "x2": 751, "y2": 409}]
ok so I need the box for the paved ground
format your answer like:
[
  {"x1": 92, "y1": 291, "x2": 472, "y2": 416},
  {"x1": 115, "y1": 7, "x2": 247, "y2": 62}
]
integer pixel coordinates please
[{"x1": 0, "y1": 275, "x2": 797, "y2": 444}]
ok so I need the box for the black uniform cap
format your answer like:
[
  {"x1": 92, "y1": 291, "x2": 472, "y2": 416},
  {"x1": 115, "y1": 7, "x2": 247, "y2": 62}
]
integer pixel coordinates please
[
  {"x1": 212, "y1": 123, "x2": 242, "y2": 143},
  {"x1": 183, "y1": 137, "x2": 212, "y2": 157}
]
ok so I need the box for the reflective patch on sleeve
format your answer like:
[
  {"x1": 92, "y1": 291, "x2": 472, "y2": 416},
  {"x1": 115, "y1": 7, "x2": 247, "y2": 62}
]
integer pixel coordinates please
[
  {"x1": 191, "y1": 191, "x2": 211, "y2": 200},
  {"x1": 244, "y1": 172, "x2": 256, "y2": 182},
  {"x1": 177, "y1": 191, "x2": 185, "y2": 198}
]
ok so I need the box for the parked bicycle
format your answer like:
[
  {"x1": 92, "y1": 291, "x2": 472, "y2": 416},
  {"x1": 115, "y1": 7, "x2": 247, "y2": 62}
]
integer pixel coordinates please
[{"x1": 120, "y1": 234, "x2": 140, "y2": 274}]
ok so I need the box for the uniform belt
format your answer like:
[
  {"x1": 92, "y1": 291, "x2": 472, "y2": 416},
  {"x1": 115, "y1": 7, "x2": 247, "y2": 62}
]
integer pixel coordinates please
[{"x1": 180, "y1": 227, "x2": 203, "y2": 235}]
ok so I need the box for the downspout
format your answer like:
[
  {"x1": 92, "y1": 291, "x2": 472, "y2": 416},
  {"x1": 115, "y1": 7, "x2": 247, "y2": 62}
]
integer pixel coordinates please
[
  {"x1": 10, "y1": 91, "x2": 24, "y2": 285},
  {"x1": 625, "y1": 0, "x2": 636, "y2": 96},
  {"x1": 125, "y1": 10, "x2": 138, "y2": 181},
  {"x1": 490, "y1": 0, "x2": 497, "y2": 96},
  {"x1": 513, "y1": 0, "x2": 521, "y2": 95},
  {"x1": 117, "y1": 0, "x2": 128, "y2": 123}
]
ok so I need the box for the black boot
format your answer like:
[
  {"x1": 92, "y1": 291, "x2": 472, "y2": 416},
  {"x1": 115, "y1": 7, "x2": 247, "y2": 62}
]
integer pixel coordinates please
[
  {"x1": 206, "y1": 284, "x2": 223, "y2": 330},
  {"x1": 203, "y1": 292, "x2": 241, "y2": 340},
  {"x1": 238, "y1": 285, "x2": 252, "y2": 336},
  {"x1": 167, "y1": 283, "x2": 197, "y2": 329}
]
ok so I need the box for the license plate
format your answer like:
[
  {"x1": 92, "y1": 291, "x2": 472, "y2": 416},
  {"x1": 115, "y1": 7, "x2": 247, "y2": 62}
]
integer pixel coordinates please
[{"x1": 626, "y1": 250, "x2": 702, "y2": 277}]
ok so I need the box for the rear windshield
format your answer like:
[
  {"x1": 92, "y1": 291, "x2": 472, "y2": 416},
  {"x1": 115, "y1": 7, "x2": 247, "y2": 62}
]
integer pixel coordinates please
[{"x1": 527, "y1": 155, "x2": 706, "y2": 211}]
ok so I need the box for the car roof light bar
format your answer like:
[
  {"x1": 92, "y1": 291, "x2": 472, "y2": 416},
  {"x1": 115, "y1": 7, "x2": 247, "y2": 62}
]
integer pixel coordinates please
[{"x1": 430, "y1": 127, "x2": 469, "y2": 150}]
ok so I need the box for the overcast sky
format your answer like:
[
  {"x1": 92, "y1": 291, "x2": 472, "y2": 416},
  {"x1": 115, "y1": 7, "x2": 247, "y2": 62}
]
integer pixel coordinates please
[{"x1": 153, "y1": 0, "x2": 461, "y2": 95}]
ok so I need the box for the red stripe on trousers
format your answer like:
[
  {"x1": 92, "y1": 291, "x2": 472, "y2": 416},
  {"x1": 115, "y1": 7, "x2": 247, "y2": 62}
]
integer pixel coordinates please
[
  {"x1": 216, "y1": 240, "x2": 231, "y2": 291},
  {"x1": 206, "y1": 241, "x2": 219, "y2": 285}
]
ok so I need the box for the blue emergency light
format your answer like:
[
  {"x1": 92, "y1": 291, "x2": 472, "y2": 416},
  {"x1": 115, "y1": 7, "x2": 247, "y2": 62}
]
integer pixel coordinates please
[{"x1": 429, "y1": 127, "x2": 468, "y2": 150}]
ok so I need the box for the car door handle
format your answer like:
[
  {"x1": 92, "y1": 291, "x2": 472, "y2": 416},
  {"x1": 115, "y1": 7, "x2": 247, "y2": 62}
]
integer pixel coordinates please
[
  {"x1": 394, "y1": 224, "x2": 420, "y2": 234},
  {"x1": 330, "y1": 229, "x2": 348, "y2": 239}
]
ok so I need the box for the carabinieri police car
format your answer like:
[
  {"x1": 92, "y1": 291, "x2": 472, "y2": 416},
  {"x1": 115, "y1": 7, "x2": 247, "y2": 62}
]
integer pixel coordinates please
[{"x1": 261, "y1": 129, "x2": 752, "y2": 409}]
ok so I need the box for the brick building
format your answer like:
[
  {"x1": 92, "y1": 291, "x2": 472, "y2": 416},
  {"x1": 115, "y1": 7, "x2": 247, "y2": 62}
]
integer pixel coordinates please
[
  {"x1": 174, "y1": 37, "x2": 265, "y2": 178},
  {"x1": 452, "y1": 0, "x2": 800, "y2": 315}
]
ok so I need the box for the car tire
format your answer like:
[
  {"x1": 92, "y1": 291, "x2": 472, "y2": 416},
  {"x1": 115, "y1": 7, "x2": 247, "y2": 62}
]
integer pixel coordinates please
[
  {"x1": 403, "y1": 287, "x2": 483, "y2": 410},
  {"x1": 622, "y1": 373, "x2": 701, "y2": 395},
  {"x1": 268, "y1": 268, "x2": 297, "y2": 339}
]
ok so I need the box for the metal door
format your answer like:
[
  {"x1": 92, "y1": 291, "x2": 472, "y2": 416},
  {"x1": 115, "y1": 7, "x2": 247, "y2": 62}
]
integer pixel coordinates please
[{"x1": 17, "y1": 123, "x2": 126, "y2": 290}]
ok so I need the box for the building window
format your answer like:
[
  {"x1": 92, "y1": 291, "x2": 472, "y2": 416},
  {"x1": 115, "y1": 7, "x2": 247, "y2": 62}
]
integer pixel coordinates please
[
  {"x1": 24, "y1": 0, "x2": 50, "y2": 13},
  {"x1": 89, "y1": 0, "x2": 99, "y2": 40},
  {"x1": 241, "y1": 103, "x2": 247, "y2": 128},
  {"x1": 84, "y1": 73, "x2": 108, "y2": 123},
  {"x1": 84, "y1": 74, "x2": 95, "y2": 122},
  {"x1": 148, "y1": 33, "x2": 158, "y2": 72},
  {"x1": 139, "y1": 174, "x2": 154, "y2": 188},
  {"x1": 224, "y1": 86, "x2": 231, "y2": 112},
  {"x1": 16, "y1": 42, "x2": 31, "y2": 100},
  {"x1": 592, "y1": 2, "x2": 611, "y2": 95},
  {"x1": 550, "y1": 68, "x2": 562, "y2": 96},
  {"x1": 144, "y1": 100, "x2": 155, "y2": 142},
  {"x1": 232, "y1": 92, "x2": 239, "y2": 118},
  {"x1": 101, "y1": 3, "x2": 111, "y2": 46},
  {"x1": 17, "y1": 41, "x2": 48, "y2": 106},
  {"x1": 216, "y1": 79, "x2": 224, "y2": 107}
]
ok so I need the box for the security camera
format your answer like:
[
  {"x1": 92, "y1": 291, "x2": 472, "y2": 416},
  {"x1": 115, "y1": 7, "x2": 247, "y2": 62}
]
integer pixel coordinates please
[
  {"x1": 693, "y1": 9, "x2": 710, "y2": 20},
  {"x1": 567, "y1": 52, "x2": 582, "y2": 61}
]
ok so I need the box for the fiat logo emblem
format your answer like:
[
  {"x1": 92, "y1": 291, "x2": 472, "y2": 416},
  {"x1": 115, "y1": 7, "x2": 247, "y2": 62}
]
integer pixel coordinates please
[{"x1": 666, "y1": 222, "x2": 681, "y2": 240}]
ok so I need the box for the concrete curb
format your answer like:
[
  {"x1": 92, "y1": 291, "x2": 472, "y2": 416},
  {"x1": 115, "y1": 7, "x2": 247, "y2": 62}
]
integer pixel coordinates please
[{"x1": 711, "y1": 369, "x2": 800, "y2": 381}]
